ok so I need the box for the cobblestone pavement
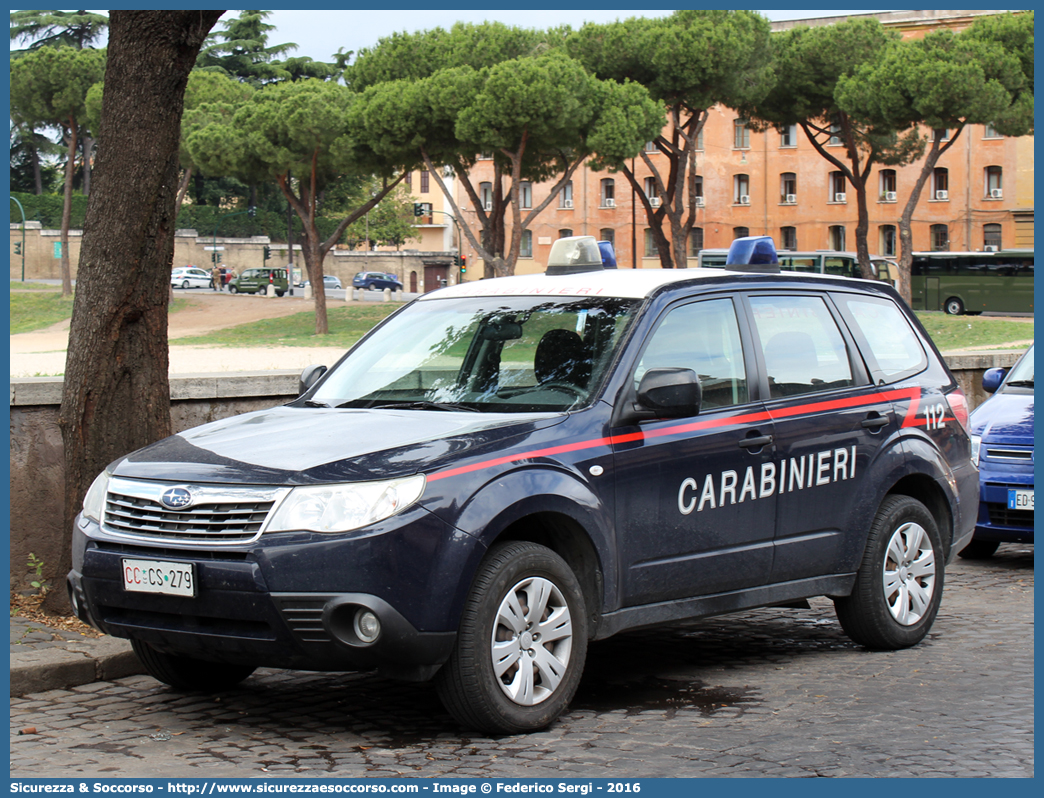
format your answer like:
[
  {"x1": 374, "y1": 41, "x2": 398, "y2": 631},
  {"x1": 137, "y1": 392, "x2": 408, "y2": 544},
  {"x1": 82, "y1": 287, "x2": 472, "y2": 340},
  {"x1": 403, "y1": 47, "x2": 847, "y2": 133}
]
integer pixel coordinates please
[{"x1": 11, "y1": 545, "x2": 1033, "y2": 779}]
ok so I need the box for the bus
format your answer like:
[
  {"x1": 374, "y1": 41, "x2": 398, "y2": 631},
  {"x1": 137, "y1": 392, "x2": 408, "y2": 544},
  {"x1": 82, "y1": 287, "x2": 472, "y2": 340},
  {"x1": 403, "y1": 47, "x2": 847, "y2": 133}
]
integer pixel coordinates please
[
  {"x1": 697, "y1": 249, "x2": 897, "y2": 285},
  {"x1": 910, "y1": 251, "x2": 1034, "y2": 315}
]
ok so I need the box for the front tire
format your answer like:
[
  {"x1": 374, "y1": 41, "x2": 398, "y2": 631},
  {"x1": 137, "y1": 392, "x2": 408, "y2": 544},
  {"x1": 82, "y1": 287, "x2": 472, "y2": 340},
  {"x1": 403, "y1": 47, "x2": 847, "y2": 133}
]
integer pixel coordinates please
[
  {"x1": 131, "y1": 639, "x2": 255, "y2": 691},
  {"x1": 944, "y1": 296, "x2": 965, "y2": 315},
  {"x1": 435, "y1": 541, "x2": 588, "y2": 735},
  {"x1": 959, "y1": 539, "x2": 999, "y2": 560},
  {"x1": 834, "y1": 495, "x2": 944, "y2": 650}
]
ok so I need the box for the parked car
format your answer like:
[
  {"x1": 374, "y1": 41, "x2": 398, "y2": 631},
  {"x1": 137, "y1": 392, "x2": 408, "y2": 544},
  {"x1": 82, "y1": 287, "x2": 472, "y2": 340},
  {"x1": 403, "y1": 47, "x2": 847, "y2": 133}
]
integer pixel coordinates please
[
  {"x1": 171, "y1": 267, "x2": 212, "y2": 290},
  {"x1": 69, "y1": 235, "x2": 976, "y2": 735},
  {"x1": 353, "y1": 271, "x2": 403, "y2": 291},
  {"x1": 300, "y1": 275, "x2": 342, "y2": 290},
  {"x1": 229, "y1": 268, "x2": 288, "y2": 297},
  {"x1": 961, "y1": 344, "x2": 1034, "y2": 558}
]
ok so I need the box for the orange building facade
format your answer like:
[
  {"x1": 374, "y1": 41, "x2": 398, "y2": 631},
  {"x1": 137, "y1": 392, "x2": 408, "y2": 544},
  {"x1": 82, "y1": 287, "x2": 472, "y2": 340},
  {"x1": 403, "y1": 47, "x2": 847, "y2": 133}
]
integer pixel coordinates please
[{"x1": 396, "y1": 10, "x2": 1033, "y2": 284}]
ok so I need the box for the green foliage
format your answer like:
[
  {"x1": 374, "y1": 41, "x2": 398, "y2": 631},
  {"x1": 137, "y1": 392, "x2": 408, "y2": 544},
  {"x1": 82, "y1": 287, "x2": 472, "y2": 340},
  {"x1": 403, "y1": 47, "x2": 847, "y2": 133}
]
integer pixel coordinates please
[
  {"x1": 10, "y1": 191, "x2": 88, "y2": 228},
  {"x1": 9, "y1": 46, "x2": 107, "y2": 130},
  {"x1": 26, "y1": 552, "x2": 48, "y2": 592},
  {"x1": 10, "y1": 9, "x2": 108, "y2": 52}
]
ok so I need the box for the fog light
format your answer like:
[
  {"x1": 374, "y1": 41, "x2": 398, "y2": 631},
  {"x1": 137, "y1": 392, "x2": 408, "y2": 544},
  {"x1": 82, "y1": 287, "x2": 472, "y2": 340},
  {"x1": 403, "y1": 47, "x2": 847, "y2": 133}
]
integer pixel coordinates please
[{"x1": 354, "y1": 610, "x2": 381, "y2": 644}]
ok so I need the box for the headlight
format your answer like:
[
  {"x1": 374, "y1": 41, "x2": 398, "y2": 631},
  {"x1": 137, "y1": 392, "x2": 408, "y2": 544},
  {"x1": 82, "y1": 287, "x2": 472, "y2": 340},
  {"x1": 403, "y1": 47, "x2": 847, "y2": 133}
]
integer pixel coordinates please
[
  {"x1": 265, "y1": 474, "x2": 426, "y2": 534},
  {"x1": 970, "y1": 435, "x2": 981, "y2": 467},
  {"x1": 82, "y1": 470, "x2": 111, "y2": 524}
]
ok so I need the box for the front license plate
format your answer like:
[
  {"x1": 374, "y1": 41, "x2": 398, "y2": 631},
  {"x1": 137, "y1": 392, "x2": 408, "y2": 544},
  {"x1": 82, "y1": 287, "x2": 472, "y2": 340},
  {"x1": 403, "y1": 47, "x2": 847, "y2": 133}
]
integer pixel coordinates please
[
  {"x1": 122, "y1": 558, "x2": 195, "y2": 597},
  {"x1": 1007, "y1": 488, "x2": 1034, "y2": 511}
]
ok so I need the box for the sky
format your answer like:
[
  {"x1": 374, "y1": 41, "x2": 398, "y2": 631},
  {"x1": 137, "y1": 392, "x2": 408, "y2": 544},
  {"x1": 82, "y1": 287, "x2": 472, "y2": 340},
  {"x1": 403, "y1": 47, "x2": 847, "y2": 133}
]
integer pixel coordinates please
[{"x1": 230, "y1": 9, "x2": 897, "y2": 64}]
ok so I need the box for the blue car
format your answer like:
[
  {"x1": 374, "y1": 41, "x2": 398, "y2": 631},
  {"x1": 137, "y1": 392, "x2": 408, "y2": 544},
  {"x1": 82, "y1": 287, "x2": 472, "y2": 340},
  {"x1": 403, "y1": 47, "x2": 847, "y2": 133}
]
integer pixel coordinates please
[{"x1": 961, "y1": 344, "x2": 1034, "y2": 558}]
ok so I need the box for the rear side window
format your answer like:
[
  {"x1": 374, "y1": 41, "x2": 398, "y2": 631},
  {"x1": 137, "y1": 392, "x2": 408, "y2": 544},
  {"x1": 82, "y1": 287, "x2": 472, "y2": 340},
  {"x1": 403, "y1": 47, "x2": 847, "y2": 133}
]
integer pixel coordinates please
[
  {"x1": 837, "y1": 295, "x2": 927, "y2": 381},
  {"x1": 749, "y1": 295, "x2": 853, "y2": 398}
]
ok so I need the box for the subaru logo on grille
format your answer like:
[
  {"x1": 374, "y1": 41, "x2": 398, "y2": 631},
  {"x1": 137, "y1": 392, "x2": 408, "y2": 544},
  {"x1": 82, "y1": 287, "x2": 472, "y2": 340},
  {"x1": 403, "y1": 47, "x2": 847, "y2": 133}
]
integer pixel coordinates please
[{"x1": 160, "y1": 486, "x2": 194, "y2": 510}]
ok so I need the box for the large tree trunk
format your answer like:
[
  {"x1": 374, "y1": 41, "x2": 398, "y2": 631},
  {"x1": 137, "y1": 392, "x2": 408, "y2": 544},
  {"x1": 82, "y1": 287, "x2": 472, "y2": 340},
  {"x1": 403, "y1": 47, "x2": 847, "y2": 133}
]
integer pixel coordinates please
[
  {"x1": 50, "y1": 9, "x2": 223, "y2": 615},
  {"x1": 60, "y1": 121, "x2": 77, "y2": 297}
]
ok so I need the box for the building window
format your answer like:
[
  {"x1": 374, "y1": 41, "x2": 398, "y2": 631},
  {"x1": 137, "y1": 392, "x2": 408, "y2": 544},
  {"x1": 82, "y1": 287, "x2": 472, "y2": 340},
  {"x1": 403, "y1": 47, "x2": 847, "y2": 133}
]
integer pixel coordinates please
[
  {"x1": 781, "y1": 173, "x2": 796, "y2": 202},
  {"x1": 477, "y1": 152, "x2": 493, "y2": 160},
  {"x1": 644, "y1": 177, "x2": 656, "y2": 198},
  {"x1": 694, "y1": 175, "x2": 704, "y2": 199},
  {"x1": 828, "y1": 122, "x2": 842, "y2": 146},
  {"x1": 984, "y1": 224, "x2": 1002, "y2": 250},
  {"x1": 983, "y1": 123, "x2": 1001, "y2": 139},
  {"x1": 880, "y1": 225, "x2": 896, "y2": 257},
  {"x1": 600, "y1": 228, "x2": 614, "y2": 246},
  {"x1": 932, "y1": 128, "x2": 951, "y2": 142},
  {"x1": 559, "y1": 180, "x2": 573, "y2": 208},
  {"x1": 734, "y1": 174, "x2": 750, "y2": 204},
  {"x1": 733, "y1": 119, "x2": 750, "y2": 149},
  {"x1": 985, "y1": 166, "x2": 1003, "y2": 197},
  {"x1": 601, "y1": 178, "x2": 615, "y2": 206},
  {"x1": 830, "y1": 171, "x2": 847, "y2": 202},
  {"x1": 479, "y1": 182, "x2": 493, "y2": 211},
  {"x1": 644, "y1": 140, "x2": 658, "y2": 152},
  {"x1": 879, "y1": 169, "x2": 896, "y2": 199},
  {"x1": 930, "y1": 224, "x2": 949, "y2": 251},
  {"x1": 733, "y1": 227, "x2": 749, "y2": 240},
  {"x1": 932, "y1": 168, "x2": 949, "y2": 199},
  {"x1": 695, "y1": 128, "x2": 704, "y2": 150},
  {"x1": 558, "y1": 229, "x2": 573, "y2": 239},
  {"x1": 643, "y1": 228, "x2": 655, "y2": 258},
  {"x1": 404, "y1": 171, "x2": 412, "y2": 188},
  {"x1": 690, "y1": 227, "x2": 704, "y2": 257},
  {"x1": 781, "y1": 226, "x2": 797, "y2": 251},
  {"x1": 519, "y1": 181, "x2": 532, "y2": 209},
  {"x1": 420, "y1": 169, "x2": 429, "y2": 193},
  {"x1": 520, "y1": 229, "x2": 533, "y2": 258},
  {"x1": 781, "y1": 124, "x2": 797, "y2": 147},
  {"x1": 829, "y1": 225, "x2": 846, "y2": 251}
]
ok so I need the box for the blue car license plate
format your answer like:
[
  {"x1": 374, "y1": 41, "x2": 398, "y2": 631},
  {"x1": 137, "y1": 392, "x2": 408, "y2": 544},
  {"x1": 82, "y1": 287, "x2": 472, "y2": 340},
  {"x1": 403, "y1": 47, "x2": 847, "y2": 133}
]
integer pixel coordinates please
[{"x1": 1007, "y1": 488, "x2": 1034, "y2": 511}]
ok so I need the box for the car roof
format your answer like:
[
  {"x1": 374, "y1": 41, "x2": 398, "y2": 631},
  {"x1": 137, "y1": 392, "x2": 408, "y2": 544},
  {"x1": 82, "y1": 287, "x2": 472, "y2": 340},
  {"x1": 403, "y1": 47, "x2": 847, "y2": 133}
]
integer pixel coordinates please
[{"x1": 421, "y1": 266, "x2": 859, "y2": 301}]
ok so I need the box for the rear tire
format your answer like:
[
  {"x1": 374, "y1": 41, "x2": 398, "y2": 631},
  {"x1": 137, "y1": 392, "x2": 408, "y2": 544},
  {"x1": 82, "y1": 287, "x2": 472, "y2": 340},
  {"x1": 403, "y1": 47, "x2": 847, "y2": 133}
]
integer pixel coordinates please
[
  {"x1": 131, "y1": 639, "x2": 255, "y2": 691},
  {"x1": 944, "y1": 297, "x2": 965, "y2": 315},
  {"x1": 959, "y1": 539, "x2": 999, "y2": 560},
  {"x1": 181, "y1": 280, "x2": 190, "y2": 289},
  {"x1": 435, "y1": 541, "x2": 588, "y2": 735},
  {"x1": 834, "y1": 495, "x2": 943, "y2": 650}
]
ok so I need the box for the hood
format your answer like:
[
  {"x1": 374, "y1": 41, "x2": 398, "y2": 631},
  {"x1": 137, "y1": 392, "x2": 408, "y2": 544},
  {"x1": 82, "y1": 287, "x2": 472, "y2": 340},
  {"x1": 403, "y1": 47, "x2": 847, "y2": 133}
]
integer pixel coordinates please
[
  {"x1": 970, "y1": 390, "x2": 1034, "y2": 446},
  {"x1": 113, "y1": 405, "x2": 567, "y2": 485}
]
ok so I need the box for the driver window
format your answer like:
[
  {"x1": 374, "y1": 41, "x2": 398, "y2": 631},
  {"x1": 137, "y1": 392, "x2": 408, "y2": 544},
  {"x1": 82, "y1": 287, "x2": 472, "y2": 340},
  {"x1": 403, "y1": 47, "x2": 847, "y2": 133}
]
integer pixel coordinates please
[{"x1": 635, "y1": 298, "x2": 748, "y2": 408}]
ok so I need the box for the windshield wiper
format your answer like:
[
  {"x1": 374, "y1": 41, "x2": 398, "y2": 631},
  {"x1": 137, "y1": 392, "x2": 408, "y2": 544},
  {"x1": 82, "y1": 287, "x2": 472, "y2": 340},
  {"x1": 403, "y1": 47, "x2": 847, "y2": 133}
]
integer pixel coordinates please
[
  {"x1": 1006, "y1": 379, "x2": 1034, "y2": 387},
  {"x1": 302, "y1": 399, "x2": 331, "y2": 408},
  {"x1": 359, "y1": 400, "x2": 480, "y2": 412}
]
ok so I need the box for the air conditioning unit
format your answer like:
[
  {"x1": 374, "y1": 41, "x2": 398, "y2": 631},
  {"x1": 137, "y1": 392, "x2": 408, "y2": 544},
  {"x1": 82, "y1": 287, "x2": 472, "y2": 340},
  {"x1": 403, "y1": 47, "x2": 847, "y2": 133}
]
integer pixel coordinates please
[
  {"x1": 694, "y1": 196, "x2": 705, "y2": 207},
  {"x1": 984, "y1": 245, "x2": 999, "y2": 252},
  {"x1": 785, "y1": 194, "x2": 797, "y2": 204},
  {"x1": 739, "y1": 194, "x2": 750, "y2": 205},
  {"x1": 649, "y1": 197, "x2": 661, "y2": 208},
  {"x1": 990, "y1": 188, "x2": 1003, "y2": 199},
  {"x1": 935, "y1": 190, "x2": 948, "y2": 200},
  {"x1": 834, "y1": 193, "x2": 847, "y2": 203},
  {"x1": 483, "y1": 202, "x2": 492, "y2": 212},
  {"x1": 605, "y1": 198, "x2": 616, "y2": 208},
  {"x1": 885, "y1": 191, "x2": 897, "y2": 202},
  {"x1": 563, "y1": 199, "x2": 573, "y2": 209}
]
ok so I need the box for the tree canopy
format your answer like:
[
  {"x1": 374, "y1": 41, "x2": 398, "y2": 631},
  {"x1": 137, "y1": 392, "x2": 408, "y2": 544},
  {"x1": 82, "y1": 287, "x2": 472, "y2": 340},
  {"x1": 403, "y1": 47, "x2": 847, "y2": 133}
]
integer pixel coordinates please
[{"x1": 9, "y1": 8, "x2": 108, "y2": 52}]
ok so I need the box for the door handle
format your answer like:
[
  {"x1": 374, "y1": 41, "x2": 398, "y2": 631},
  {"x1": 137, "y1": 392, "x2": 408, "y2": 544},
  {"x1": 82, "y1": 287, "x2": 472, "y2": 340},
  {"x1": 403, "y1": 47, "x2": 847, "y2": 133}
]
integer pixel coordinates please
[
  {"x1": 738, "y1": 434, "x2": 773, "y2": 450},
  {"x1": 861, "y1": 415, "x2": 889, "y2": 430}
]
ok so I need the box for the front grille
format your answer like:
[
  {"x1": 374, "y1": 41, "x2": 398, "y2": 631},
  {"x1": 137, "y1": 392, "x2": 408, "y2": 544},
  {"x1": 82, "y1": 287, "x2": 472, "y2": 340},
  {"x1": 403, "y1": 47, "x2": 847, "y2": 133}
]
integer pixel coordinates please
[
  {"x1": 986, "y1": 503, "x2": 1034, "y2": 529},
  {"x1": 984, "y1": 446, "x2": 1033, "y2": 463},
  {"x1": 275, "y1": 597, "x2": 333, "y2": 644},
  {"x1": 101, "y1": 477, "x2": 290, "y2": 545}
]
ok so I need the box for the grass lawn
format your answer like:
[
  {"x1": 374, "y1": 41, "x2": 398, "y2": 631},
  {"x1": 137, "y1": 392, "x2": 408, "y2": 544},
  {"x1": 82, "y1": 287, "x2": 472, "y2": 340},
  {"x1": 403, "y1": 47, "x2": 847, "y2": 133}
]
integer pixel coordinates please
[
  {"x1": 9, "y1": 290, "x2": 76, "y2": 334},
  {"x1": 10, "y1": 281, "x2": 60, "y2": 291},
  {"x1": 171, "y1": 303, "x2": 403, "y2": 348},
  {"x1": 914, "y1": 312, "x2": 1033, "y2": 352}
]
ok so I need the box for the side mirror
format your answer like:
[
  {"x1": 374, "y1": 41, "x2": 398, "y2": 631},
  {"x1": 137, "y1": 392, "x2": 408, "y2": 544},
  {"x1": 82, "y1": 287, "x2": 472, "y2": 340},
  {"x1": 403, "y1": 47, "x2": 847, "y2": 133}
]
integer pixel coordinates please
[
  {"x1": 982, "y1": 367, "x2": 1007, "y2": 394},
  {"x1": 635, "y1": 367, "x2": 702, "y2": 419},
  {"x1": 299, "y1": 364, "x2": 328, "y2": 395}
]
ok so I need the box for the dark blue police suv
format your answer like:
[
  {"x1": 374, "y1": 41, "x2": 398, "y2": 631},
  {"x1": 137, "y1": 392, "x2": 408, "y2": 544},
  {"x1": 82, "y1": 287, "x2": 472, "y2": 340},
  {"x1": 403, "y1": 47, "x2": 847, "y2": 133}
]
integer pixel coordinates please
[{"x1": 69, "y1": 236, "x2": 977, "y2": 734}]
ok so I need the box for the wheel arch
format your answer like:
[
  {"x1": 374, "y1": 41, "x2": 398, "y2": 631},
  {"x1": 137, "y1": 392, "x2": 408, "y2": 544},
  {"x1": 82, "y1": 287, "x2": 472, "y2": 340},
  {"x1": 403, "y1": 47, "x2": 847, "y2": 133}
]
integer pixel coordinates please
[{"x1": 886, "y1": 473, "x2": 955, "y2": 560}]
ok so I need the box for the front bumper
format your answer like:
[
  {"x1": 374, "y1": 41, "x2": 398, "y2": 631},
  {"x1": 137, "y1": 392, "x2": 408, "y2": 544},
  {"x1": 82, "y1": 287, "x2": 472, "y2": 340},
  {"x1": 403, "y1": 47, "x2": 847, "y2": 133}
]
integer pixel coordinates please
[{"x1": 69, "y1": 506, "x2": 479, "y2": 681}]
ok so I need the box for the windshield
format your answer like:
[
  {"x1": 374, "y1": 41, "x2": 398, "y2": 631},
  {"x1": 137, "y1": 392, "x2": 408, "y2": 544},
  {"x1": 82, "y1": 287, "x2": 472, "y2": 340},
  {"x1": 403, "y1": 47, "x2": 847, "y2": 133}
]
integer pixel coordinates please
[
  {"x1": 1005, "y1": 345, "x2": 1034, "y2": 387},
  {"x1": 309, "y1": 295, "x2": 640, "y2": 413}
]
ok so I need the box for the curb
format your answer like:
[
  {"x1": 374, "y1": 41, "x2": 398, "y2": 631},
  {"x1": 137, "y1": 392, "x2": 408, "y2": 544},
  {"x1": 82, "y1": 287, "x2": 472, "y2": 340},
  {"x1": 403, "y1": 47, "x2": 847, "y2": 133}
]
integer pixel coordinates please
[{"x1": 10, "y1": 638, "x2": 144, "y2": 696}]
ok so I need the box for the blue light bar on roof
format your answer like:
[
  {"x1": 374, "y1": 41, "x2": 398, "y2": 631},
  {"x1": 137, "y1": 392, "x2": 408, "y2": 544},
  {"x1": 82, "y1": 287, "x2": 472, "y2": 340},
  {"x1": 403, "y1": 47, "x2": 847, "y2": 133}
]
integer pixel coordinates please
[{"x1": 726, "y1": 236, "x2": 780, "y2": 273}]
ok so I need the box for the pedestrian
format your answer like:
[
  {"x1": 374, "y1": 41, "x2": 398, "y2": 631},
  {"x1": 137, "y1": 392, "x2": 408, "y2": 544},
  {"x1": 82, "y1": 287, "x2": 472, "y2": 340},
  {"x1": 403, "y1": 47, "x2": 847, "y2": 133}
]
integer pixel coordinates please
[{"x1": 211, "y1": 264, "x2": 220, "y2": 291}]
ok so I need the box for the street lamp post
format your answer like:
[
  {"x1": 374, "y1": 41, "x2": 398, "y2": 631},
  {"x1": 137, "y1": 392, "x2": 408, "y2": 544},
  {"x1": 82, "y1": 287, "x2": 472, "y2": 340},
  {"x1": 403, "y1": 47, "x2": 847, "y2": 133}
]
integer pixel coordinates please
[{"x1": 10, "y1": 196, "x2": 26, "y2": 281}]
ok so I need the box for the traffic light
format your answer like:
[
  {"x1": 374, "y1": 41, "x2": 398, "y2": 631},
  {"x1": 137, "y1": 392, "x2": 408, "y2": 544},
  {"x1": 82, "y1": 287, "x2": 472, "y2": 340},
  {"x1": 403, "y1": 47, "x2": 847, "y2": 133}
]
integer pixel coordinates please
[
  {"x1": 14, "y1": 242, "x2": 21, "y2": 255},
  {"x1": 247, "y1": 206, "x2": 257, "y2": 218},
  {"x1": 459, "y1": 255, "x2": 467, "y2": 275},
  {"x1": 413, "y1": 203, "x2": 424, "y2": 217},
  {"x1": 263, "y1": 246, "x2": 271, "y2": 260},
  {"x1": 212, "y1": 252, "x2": 219, "y2": 263}
]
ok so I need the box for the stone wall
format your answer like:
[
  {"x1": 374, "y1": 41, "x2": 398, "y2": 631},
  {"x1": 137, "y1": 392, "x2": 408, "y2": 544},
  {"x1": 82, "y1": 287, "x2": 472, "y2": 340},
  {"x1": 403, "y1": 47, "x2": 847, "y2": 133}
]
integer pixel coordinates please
[{"x1": 8, "y1": 351, "x2": 1024, "y2": 591}]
